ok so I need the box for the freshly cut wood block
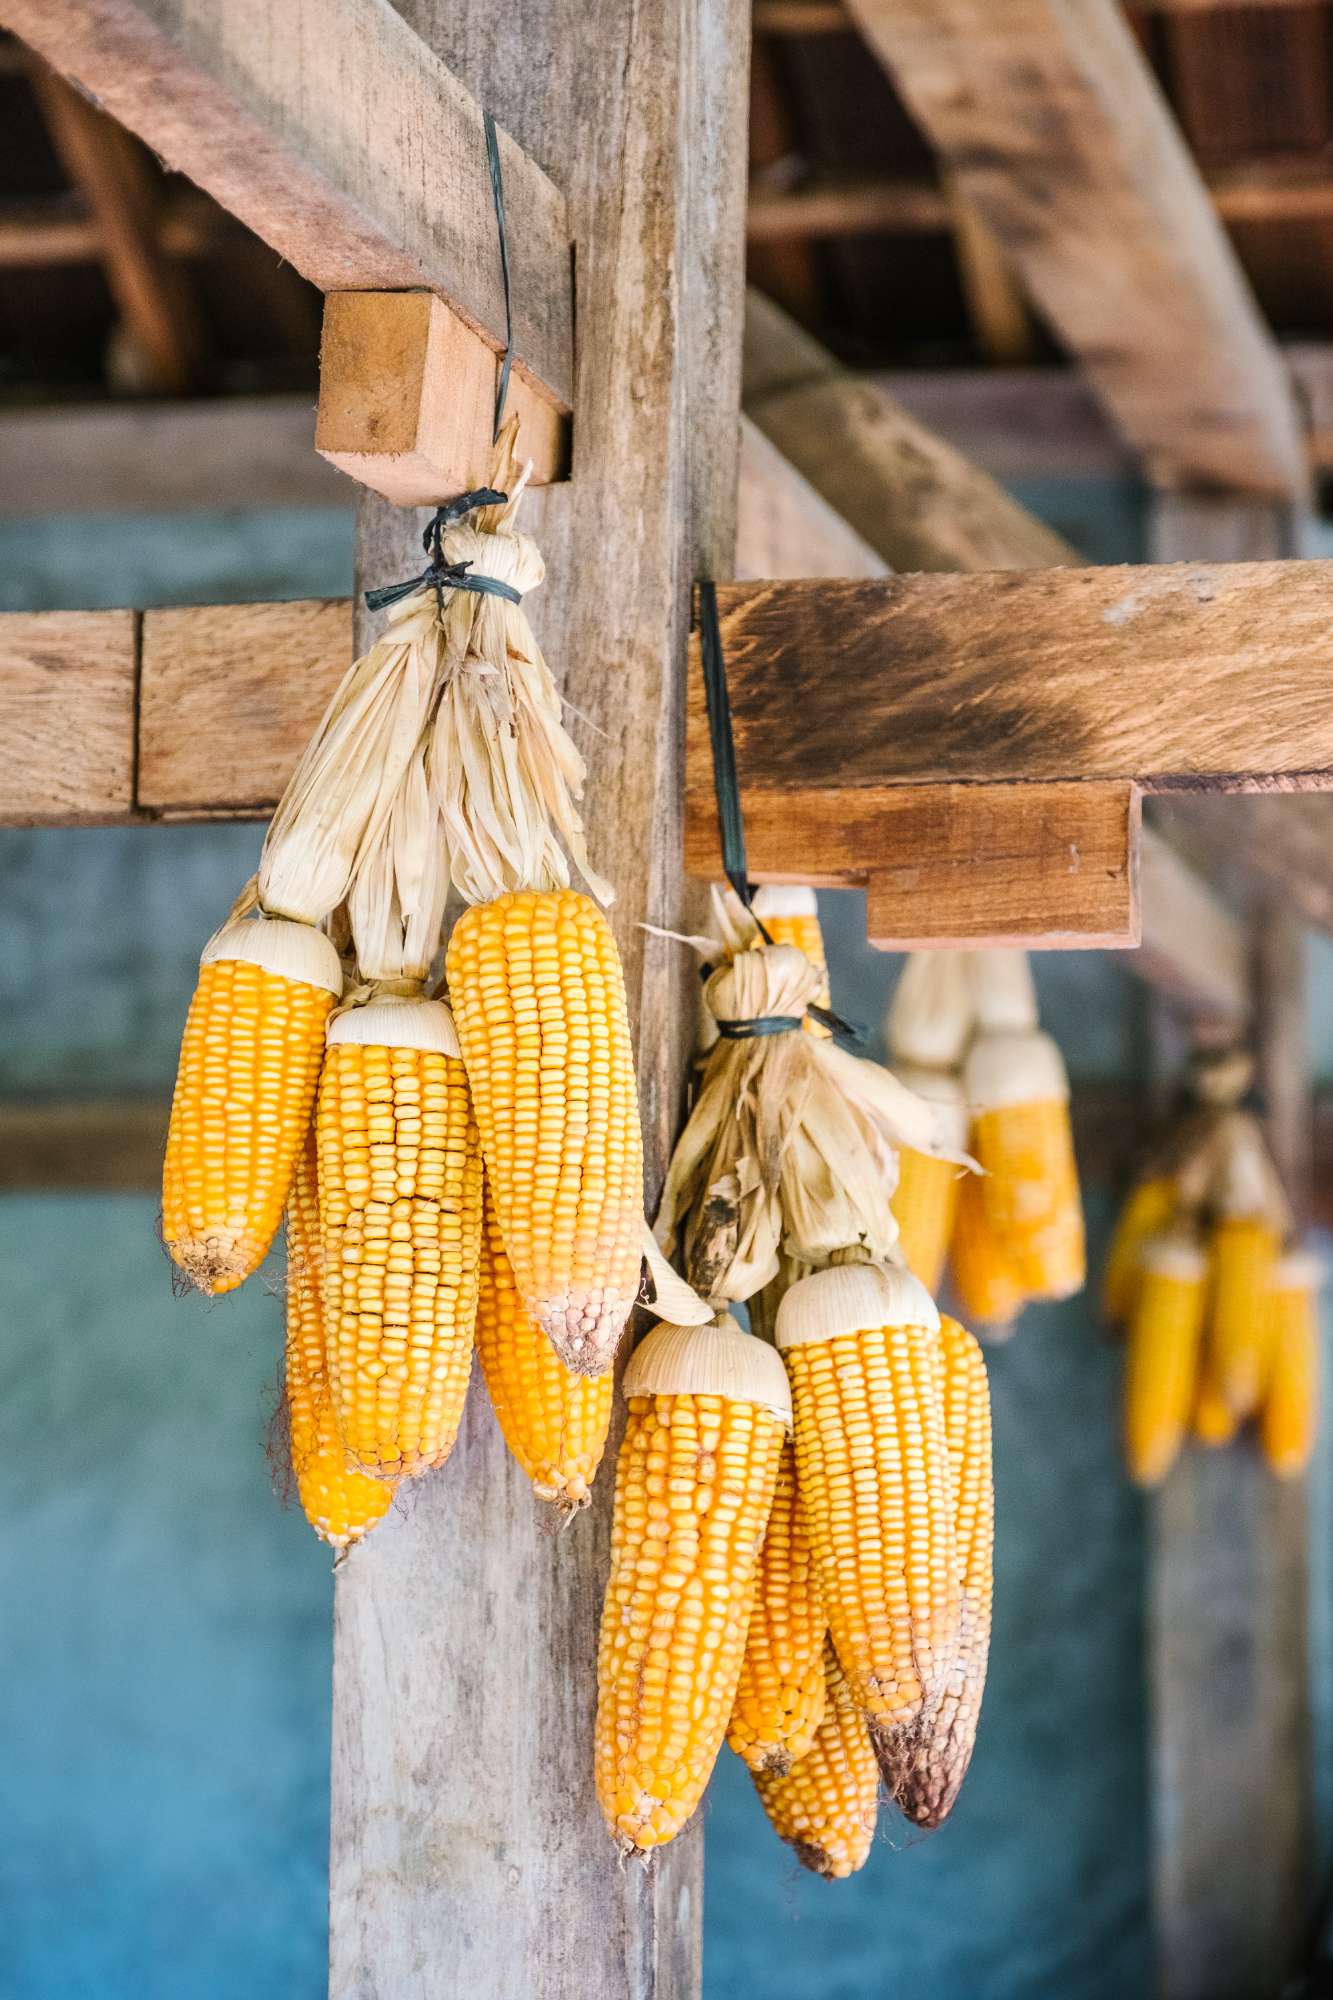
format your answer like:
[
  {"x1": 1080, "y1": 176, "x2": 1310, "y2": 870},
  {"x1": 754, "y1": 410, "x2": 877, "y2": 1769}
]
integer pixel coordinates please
[
  {"x1": 316, "y1": 292, "x2": 569, "y2": 504},
  {"x1": 0, "y1": 609, "x2": 136, "y2": 822},
  {"x1": 138, "y1": 599, "x2": 352, "y2": 812},
  {"x1": 686, "y1": 778, "x2": 1140, "y2": 949}
]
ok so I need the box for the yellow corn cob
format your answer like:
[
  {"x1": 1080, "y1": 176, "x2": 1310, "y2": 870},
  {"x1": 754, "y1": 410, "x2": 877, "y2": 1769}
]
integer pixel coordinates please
[
  {"x1": 317, "y1": 999, "x2": 482, "y2": 1480},
  {"x1": 751, "y1": 885, "x2": 830, "y2": 1030},
  {"x1": 1123, "y1": 1235, "x2": 1207, "y2": 1488},
  {"x1": 163, "y1": 919, "x2": 340, "y2": 1294},
  {"x1": 965, "y1": 1030, "x2": 1085, "y2": 1301},
  {"x1": 883, "y1": 1315, "x2": 993, "y2": 1828},
  {"x1": 728, "y1": 1438, "x2": 827, "y2": 1774},
  {"x1": 892, "y1": 1148, "x2": 961, "y2": 1295},
  {"x1": 1101, "y1": 1175, "x2": 1177, "y2": 1325},
  {"x1": 446, "y1": 889, "x2": 643, "y2": 1378},
  {"x1": 1192, "y1": 1369, "x2": 1239, "y2": 1447},
  {"x1": 1260, "y1": 1250, "x2": 1322, "y2": 1479},
  {"x1": 754, "y1": 1641, "x2": 879, "y2": 1879},
  {"x1": 777, "y1": 1263, "x2": 961, "y2": 1731},
  {"x1": 474, "y1": 1185, "x2": 613, "y2": 1510},
  {"x1": 949, "y1": 1166, "x2": 1026, "y2": 1335},
  {"x1": 595, "y1": 1317, "x2": 790, "y2": 1854},
  {"x1": 284, "y1": 1132, "x2": 394, "y2": 1550},
  {"x1": 1206, "y1": 1216, "x2": 1279, "y2": 1420}
]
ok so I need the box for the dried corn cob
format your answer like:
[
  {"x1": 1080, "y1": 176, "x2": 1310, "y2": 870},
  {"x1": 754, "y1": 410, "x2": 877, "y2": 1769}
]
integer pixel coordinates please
[
  {"x1": 1101, "y1": 1175, "x2": 1178, "y2": 1326},
  {"x1": 754, "y1": 1641, "x2": 879, "y2": 1879},
  {"x1": 776, "y1": 1261, "x2": 961, "y2": 1733},
  {"x1": 1260, "y1": 1249, "x2": 1322, "y2": 1479},
  {"x1": 318, "y1": 998, "x2": 482, "y2": 1480},
  {"x1": 284, "y1": 1131, "x2": 394, "y2": 1550},
  {"x1": 949, "y1": 1165, "x2": 1025, "y2": 1337},
  {"x1": 163, "y1": 919, "x2": 341, "y2": 1294},
  {"x1": 889, "y1": 1064, "x2": 968, "y2": 1294},
  {"x1": 886, "y1": 950, "x2": 974, "y2": 1071},
  {"x1": 882, "y1": 1314, "x2": 993, "y2": 1829},
  {"x1": 474, "y1": 1183, "x2": 613, "y2": 1510},
  {"x1": 595, "y1": 1316, "x2": 790, "y2": 1855},
  {"x1": 1206, "y1": 1216, "x2": 1280, "y2": 1421},
  {"x1": 1193, "y1": 1369, "x2": 1239, "y2": 1447},
  {"x1": 965, "y1": 1026, "x2": 1085, "y2": 1301},
  {"x1": 446, "y1": 889, "x2": 643, "y2": 1379},
  {"x1": 1123, "y1": 1233, "x2": 1207, "y2": 1488},
  {"x1": 728, "y1": 1438, "x2": 827, "y2": 1774}
]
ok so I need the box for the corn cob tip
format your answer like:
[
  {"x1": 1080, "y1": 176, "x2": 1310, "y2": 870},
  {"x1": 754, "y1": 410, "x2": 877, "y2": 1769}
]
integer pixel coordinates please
[
  {"x1": 166, "y1": 1223, "x2": 257, "y2": 1296},
  {"x1": 537, "y1": 1293, "x2": 636, "y2": 1377}
]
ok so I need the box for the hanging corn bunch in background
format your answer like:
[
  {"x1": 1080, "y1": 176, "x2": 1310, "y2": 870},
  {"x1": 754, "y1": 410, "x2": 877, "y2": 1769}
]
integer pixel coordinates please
[{"x1": 1101, "y1": 1046, "x2": 1321, "y2": 1485}]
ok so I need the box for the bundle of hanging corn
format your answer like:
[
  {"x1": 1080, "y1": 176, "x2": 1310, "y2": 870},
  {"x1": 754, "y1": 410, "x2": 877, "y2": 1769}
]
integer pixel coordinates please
[
  {"x1": 885, "y1": 947, "x2": 1085, "y2": 1338},
  {"x1": 164, "y1": 424, "x2": 692, "y2": 1548},
  {"x1": 594, "y1": 890, "x2": 994, "y2": 1870},
  {"x1": 1102, "y1": 1048, "x2": 1320, "y2": 1485}
]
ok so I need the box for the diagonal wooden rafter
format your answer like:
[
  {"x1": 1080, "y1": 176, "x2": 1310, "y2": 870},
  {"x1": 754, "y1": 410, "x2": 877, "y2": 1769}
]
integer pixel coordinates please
[
  {"x1": 840, "y1": 0, "x2": 1309, "y2": 498},
  {"x1": 0, "y1": 0, "x2": 574, "y2": 416}
]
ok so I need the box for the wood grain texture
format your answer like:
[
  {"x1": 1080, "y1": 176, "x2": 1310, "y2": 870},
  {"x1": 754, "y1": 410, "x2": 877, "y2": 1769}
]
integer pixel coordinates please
[
  {"x1": 327, "y1": 1, "x2": 750, "y2": 1996},
  {"x1": 687, "y1": 566, "x2": 1333, "y2": 797},
  {"x1": 742, "y1": 291, "x2": 1075, "y2": 573},
  {"x1": 137, "y1": 599, "x2": 352, "y2": 812},
  {"x1": 686, "y1": 779, "x2": 1140, "y2": 947},
  {"x1": 736, "y1": 417, "x2": 888, "y2": 581},
  {"x1": 0, "y1": 0, "x2": 574, "y2": 411},
  {"x1": 0, "y1": 609, "x2": 136, "y2": 822},
  {"x1": 842, "y1": 0, "x2": 1308, "y2": 496},
  {"x1": 316, "y1": 290, "x2": 568, "y2": 504}
]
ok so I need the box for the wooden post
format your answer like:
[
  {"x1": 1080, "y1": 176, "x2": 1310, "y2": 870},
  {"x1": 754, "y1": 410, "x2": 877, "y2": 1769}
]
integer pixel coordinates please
[
  {"x1": 326, "y1": 5, "x2": 748, "y2": 1997},
  {"x1": 1147, "y1": 493, "x2": 1315, "y2": 2000}
]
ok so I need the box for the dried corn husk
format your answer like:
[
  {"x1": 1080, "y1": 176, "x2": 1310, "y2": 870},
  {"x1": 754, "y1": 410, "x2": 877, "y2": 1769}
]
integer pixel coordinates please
[
  {"x1": 967, "y1": 949, "x2": 1039, "y2": 1034},
  {"x1": 886, "y1": 951, "x2": 974, "y2": 1070},
  {"x1": 427, "y1": 426, "x2": 612, "y2": 908},
  {"x1": 655, "y1": 895, "x2": 974, "y2": 1305}
]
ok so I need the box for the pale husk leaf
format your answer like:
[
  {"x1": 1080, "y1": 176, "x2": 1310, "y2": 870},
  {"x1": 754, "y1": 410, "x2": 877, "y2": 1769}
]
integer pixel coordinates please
[
  {"x1": 326, "y1": 996, "x2": 460, "y2": 1056},
  {"x1": 967, "y1": 949, "x2": 1039, "y2": 1034},
  {"x1": 201, "y1": 916, "x2": 343, "y2": 995},
  {"x1": 640, "y1": 1228, "x2": 715, "y2": 1326},
  {"x1": 1208, "y1": 1109, "x2": 1292, "y2": 1232},
  {"x1": 622, "y1": 1312, "x2": 793, "y2": 1425},
  {"x1": 886, "y1": 951, "x2": 974, "y2": 1069},
  {"x1": 775, "y1": 1260, "x2": 940, "y2": 1349},
  {"x1": 655, "y1": 928, "x2": 974, "y2": 1306},
  {"x1": 964, "y1": 1028, "x2": 1070, "y2": 1112},
  {"x1": 345, "y1": 744, "x2": 450, "y2": 985}
]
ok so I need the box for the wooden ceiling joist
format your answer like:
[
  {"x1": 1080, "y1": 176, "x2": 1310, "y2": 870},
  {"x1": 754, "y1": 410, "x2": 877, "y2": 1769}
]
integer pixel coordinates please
[
  {"x1": 0, "y1": 0, "x2": 574, "y2": 417},
  {"x1": 841, "y1": 0, "x2": 1309, "y2": 498},
  {"x1": 743, "y1": 290, "x2": 1075, "y2": 573}
]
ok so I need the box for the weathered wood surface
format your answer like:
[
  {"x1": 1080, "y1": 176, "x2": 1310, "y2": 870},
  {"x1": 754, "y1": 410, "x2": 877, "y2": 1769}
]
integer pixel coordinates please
[
  {"x1": 0, "y1": 609, "x2": 137, "y2": 822},
  {"x1": 736, "y1": 417, "x2": 888, "y2": 580},
  {"x1": 1136, "y1": 826, "x2": 1250, "y2": 1028},
  {"x1": 0, "y1": 397, "x2": 348, "y2": 515},
  {"x1": 326, "y1": 2, "x2": 749, "y2": 1996},
  {"x1": 842, "y1": 0, "x2": 1308, "y2": 496},
  {"x1": 0, "y1": 0, "x2": 574, "y2": 412},
  {"x1": 686, "y1": 565, "x2": 1333, "y2": 803},
  {"x1": 687, "y1": 780, "x2": 1141, "y2": 949},
  {"x1": 742, "y1": 291, "x2": 1075, "y2": 572},
  {"x1": 138, "y1": 599, "x2": 352, "y2": 813},
  {"x1": 1147, "y1": 493, "x2": 1315, "y2": 2000},
  {"x1": 316, "y1": 291, "x2": 568, "y2": 504}
]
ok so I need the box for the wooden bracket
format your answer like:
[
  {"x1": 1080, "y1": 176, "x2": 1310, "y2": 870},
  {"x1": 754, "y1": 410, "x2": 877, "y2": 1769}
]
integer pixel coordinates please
[{"x1": 316, "y1": 291, "x2": 570, "y2": 505}]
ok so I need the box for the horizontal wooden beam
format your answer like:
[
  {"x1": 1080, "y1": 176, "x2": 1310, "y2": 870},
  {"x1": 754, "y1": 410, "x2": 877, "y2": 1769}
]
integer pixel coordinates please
[
  {"x1": 0, "y1": 397, "x2": 349, "y2": 515},
  {"x1": 748, "y1": 160, "x2": 1333, "y2": 241},
  {"x1": 842, "y1": 0, "x2": 1308, "y2": 498},
  {"x1": 743, "y1": 290, "x2": 1076, "y2": 573},
  {"x1": 0, "y1": 1099, "x2": 167, "y2": 1190},
  {"x1": 0, "y1": 0, "x2": 574, "y2": 415},
  {"x1": 0, "y1": 599, "x2": 350, "y2": 825},
  {"x1": 688, "y1": 565, "x2": 1333, "y2": 804}
]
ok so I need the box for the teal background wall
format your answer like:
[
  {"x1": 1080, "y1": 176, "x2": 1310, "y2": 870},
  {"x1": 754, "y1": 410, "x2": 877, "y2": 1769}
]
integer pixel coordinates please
[{"x1": 0, "y1": 473, "x2": 1319, "y2": 1998}]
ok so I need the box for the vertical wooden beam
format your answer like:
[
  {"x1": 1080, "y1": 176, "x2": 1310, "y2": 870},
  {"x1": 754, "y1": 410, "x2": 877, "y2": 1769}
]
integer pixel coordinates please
[
  {"x1": 1147, "y1": 494, "x2": 1315, "y2": 2000},
  {"x1": 327, "y1": 5, "x2": 748, "y2": 1997}
]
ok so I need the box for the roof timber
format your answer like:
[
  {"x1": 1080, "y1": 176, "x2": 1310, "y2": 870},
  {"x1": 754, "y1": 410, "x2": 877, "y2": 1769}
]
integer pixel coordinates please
[
  {"x1": 0, "y1": 0, "x2": 574, "y2": 416},
  {"x1": 841, "y1": 0, "x2": 1308, "y2": 498}
]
